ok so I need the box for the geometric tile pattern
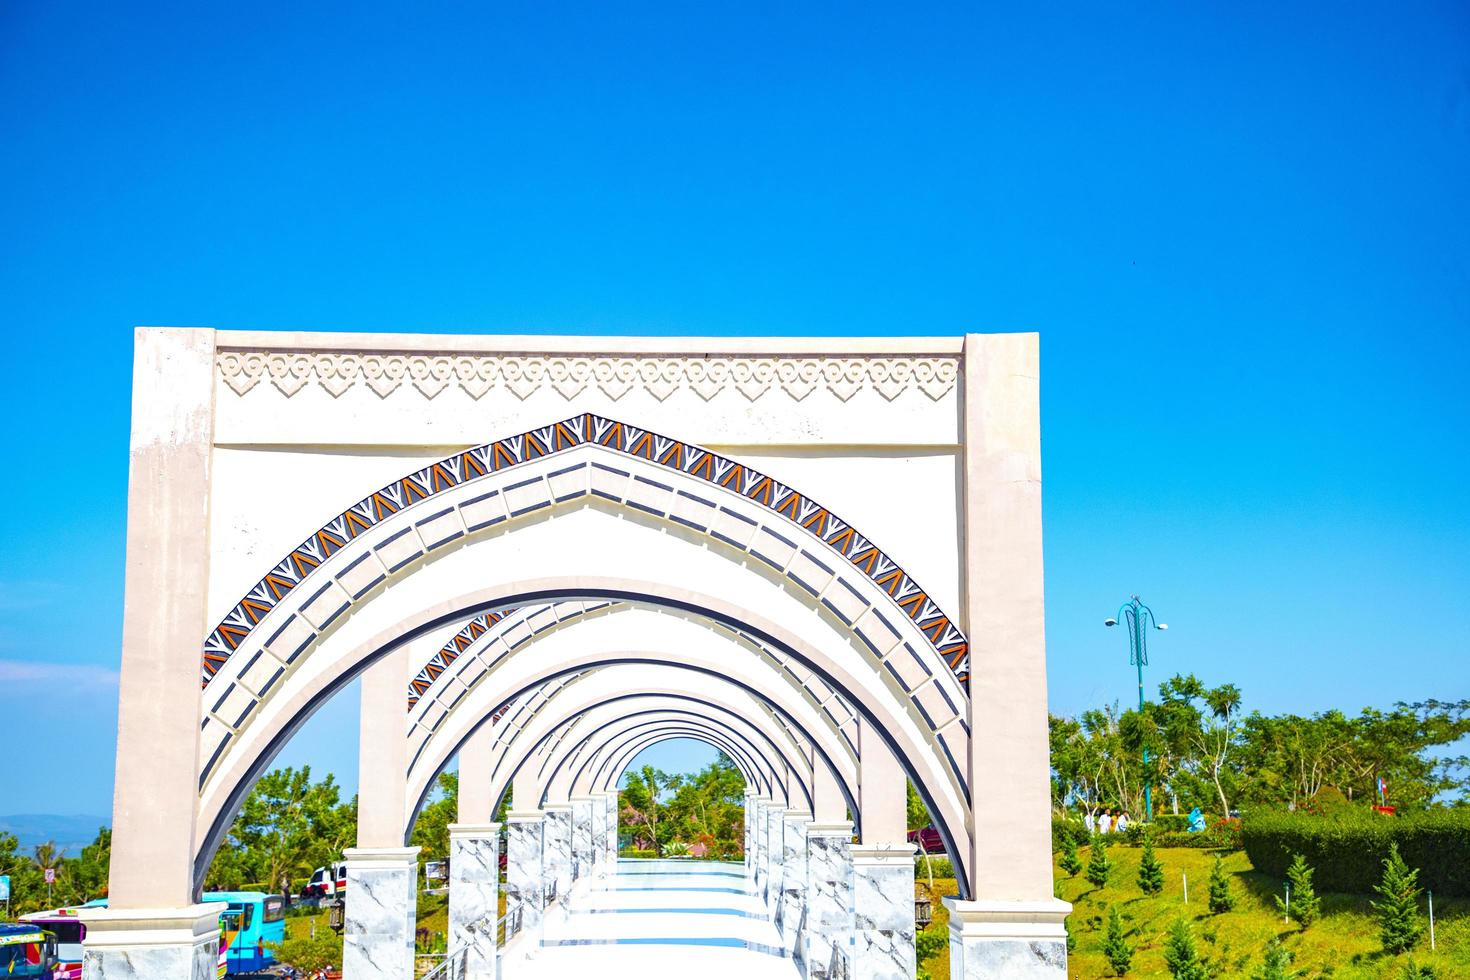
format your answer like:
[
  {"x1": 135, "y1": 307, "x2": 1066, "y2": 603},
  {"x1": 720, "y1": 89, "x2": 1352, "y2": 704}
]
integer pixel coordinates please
[
  {"x1": 202, "y1": 412, "x2": 969, "y2": 687},
  {"x1": 406, "y1": 610, "x2": 518, "y2": 708}
]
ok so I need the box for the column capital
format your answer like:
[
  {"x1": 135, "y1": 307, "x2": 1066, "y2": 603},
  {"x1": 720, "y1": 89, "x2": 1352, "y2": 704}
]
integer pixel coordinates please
[
  {"x1": 448, "y1": 822, "x2": 502, "y2": 839},
  {"x1": 507, "y1": 809, "x2": 546, "y2": 823},
  {"x1": 343, "y1": 845, "x2": 421, "y2": 869},
  {"x1": 782, "y1": 809, "x2": 813, "y2": 821},
  {"x1": 942, "y1": 897, "x2": 1071, "y2": 941},
  {"x1": 806, "y1": 821, "x2": 854, "y2": 837},
  {"x1": 851, "y1": 842, "x2": 916, "y2": 865},
  {"x1": 543, "y1": 801, "x2": 573, "y2": 812},
  {"x1": 79, "y1": 903, "x2": 227, "y2": 947}
]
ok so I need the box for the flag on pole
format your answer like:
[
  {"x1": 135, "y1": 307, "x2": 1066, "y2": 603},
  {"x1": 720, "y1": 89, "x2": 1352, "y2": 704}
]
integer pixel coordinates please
[{"x1": 1377, "y1": 777, "x2": 1388, "y2": 803}]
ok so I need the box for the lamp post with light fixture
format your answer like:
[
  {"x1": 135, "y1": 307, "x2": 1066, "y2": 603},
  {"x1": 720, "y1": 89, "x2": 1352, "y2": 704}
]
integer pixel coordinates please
[{"x1": 1105, "y1": 595, "x2": 1168, "y2": 822}]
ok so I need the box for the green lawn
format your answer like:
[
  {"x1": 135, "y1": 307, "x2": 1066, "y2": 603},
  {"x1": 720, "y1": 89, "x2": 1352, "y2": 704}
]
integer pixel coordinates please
[{"x1": 916, "y1": 846, "x2": 1469, "y2": 979}]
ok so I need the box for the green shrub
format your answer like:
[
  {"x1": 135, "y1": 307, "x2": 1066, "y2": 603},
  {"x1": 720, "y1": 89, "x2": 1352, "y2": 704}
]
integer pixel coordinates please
[
  {"x1": 1059, "y1": 836, "x2": 1082, "y2": 877},
  {"x1": 1242, "y1": 808, "x2": 1470, "y2": 897},
  {"x1": 619, "y1": 847, "x2": 658, "y2": 858},
  {"x1": 1276, "y1": 854, "x2": 1320, "y2": 928},
  {"x1": 1053, "y1": 816, "x2": 1091, "y2": 851},
  {"x1": 1372, "y1": 842, "x2": 1424, "y2": 954},
  {"x1": 915, "y1": 925, "x2": 946, "y2": 964},
  {"x1": 1207, "y1": 856, "x2": 1235, "y2": 914},
  {"x1": 914, "y1": 855, "x2": 955, "y2": 879},
  {"x1": 1163, "y1": 917, "x2": 1208, "y2": 980},
  {"x1": 1087, "y1": 835, "x2": 1113, "y2": 889},
  {"x1": 1102, "y1": 905, "x2": 1133, "y2": 976},
  {"x1": 267, "y1": 928, "x2": 342, "y2": 973},
  {"x1": 1137, "y1": 836, "x2": 1164, "y2": 896},
  {"x1": 1251, "y1": 939, "x2": 1292, "y2": 980}
]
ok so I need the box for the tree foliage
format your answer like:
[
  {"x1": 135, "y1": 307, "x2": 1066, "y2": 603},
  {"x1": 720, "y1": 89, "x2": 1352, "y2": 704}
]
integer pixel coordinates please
[
  {"x1": 1136, "y1": 834, "x2": 1164, "y2": 895},
  {"x1": 1207, "y1": 855, "x2": 1235, "y2": 913},
  {"x1": 1277, "y1": 853, "x2": 1320, "y2": 929},
  {"x1": 206, "y1": 766, "x2": 357, "y2": 891},
  {"x1": 618, "y1": 754, "x2": 746, "y2": 859},
  {"x1": 0, "y1": 826, "x2": 110, "y2": 911},
  {"x1": 1086, "y1": 834, "x2": 1112, "y2": 889},
  {"x1": 1163, "y1": 917, "x2": 1209, "y2": 980}
]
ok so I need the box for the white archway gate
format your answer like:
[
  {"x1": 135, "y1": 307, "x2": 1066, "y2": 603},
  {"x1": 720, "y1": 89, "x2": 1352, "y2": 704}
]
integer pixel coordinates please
[{"x1": 88, "y1": 330, "x2": 1067, "y2": 980}]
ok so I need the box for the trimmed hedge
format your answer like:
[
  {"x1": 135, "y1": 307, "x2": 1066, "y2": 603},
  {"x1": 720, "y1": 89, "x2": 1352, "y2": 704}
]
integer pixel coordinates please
[
  {"x1": 1242, "y1": 808, "x2": 1470, "y2": 897},
  {"x1": 914, "y1": 856, "x2": 955, "y2": 879}
]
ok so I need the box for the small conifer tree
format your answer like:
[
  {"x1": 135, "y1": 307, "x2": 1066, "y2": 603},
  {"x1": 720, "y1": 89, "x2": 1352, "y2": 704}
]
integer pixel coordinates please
[
  {"x1": 1086, "y1": 834, "x2": 1112, "y2": 889},
  {"x1": 1250, "y1": 939, "x2": 1292, "y2": 980},
  {"x1": 1101, "y1": 905, "x2": 1133, "y2": 976},
  {"x1": 1163, "y1": 917, "x2": 1210, "y2": 980},
  {"x1": 1137, "y1": 834, "x2": 1165, "y2": 896},
  {"x1": 1059, "y1": 833, "x2": 1083, "y2": 877},
  {"x1": 1208, "y1": 855, "x2": 1235, "y2": 914},
  {"x1": 1372, "y1": 842, "x2": 1424, "y2": 954},
  {"x1": 1275, "y1": 853, "x2": 1320, "y2": 928}
]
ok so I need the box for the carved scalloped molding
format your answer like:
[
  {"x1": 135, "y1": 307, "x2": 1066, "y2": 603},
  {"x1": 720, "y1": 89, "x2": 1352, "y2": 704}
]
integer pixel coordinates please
[{"x1": 216, "y1": 351, "x2": 959, "y2": 403}]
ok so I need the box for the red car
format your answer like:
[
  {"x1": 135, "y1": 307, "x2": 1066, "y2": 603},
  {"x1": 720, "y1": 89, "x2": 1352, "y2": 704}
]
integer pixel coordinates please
[{"x1": 907, "y1": 826, "x2": 943, "y2": 853}]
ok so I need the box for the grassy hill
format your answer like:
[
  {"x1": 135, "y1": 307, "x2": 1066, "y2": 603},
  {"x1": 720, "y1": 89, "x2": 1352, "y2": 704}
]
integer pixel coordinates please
[{"x1": 918, "y1": 845, "x2": 1469, "y2": 978}]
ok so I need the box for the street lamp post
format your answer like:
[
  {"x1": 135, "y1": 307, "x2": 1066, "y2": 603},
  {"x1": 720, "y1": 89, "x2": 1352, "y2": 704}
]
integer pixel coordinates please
[{"x1": 1105, "y1": 595, "x2": 1168, "y2": 822}]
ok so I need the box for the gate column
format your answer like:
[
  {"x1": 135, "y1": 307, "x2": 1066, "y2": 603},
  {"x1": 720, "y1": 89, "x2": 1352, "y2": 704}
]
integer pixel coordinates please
[
  {"x1": 82, "y1": 329, "x2": 225, "y2": 978},
  {"x1": 779, "y1": 810, "x2": 811, "y2": 950},
  {"x1": 345, "y1": 644, "x2": 419, "y2": 980},
  {"x1": 804, "y1": 762, "x2": 854, "y2": 978},
  {"x1": 944, "y1": 333, "x2": 1069, "y2": 978},
  {"x1": 852, "y1": 725, "x2": 916, "y2": 980},
  {"x1": 505, "y1": 772, "x2": 547, "y2": 935}
]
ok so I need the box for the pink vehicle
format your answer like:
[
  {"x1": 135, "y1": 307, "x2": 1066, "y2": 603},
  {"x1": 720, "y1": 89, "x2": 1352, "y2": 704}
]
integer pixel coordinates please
[{"x1": 17, "y1": 909, "x2": 84, "y2": 980}]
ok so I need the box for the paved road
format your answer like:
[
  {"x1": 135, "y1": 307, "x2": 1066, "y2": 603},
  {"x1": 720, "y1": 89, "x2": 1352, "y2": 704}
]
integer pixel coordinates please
[{"x1": 503, "y1": 859, "x2": 801, "y2": 980}]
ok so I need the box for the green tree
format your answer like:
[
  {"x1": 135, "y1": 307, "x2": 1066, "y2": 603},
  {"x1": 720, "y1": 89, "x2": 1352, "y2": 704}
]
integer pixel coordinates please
[
  {"x1": 1086, "y1": 834, "x2": 1112, "y2": 889},
  {"x1": 1157, "y1": 674, "x2": 1244, "y2": 816},
  {"x1": 620, "y1": 765, "x2": 670, "y2": 856},
  {"x1": 1207, "y1": 856, "x2": 1235, "y2": 914},
  {"x1": 907, "y1": 782, "x2": 938, "y2": 889},
  {"x1": 1371, "y1": 842, "x2": 1424, "y2": 954},
  {"x1": 206, "y1": 766, "x2": 356, "y2": 892},
  {"x1": 1275, "y1": 854, "x2": 1320, "y2": 928},
  {"x1": 1250, "y1": 939, "x2": 1293, "y2": 980},
  {"x1": 1101, "y1": 905, "x2": 1133, "y2": 976},
  {"x1": 1058, "y1": 834, "x2": 1082, "y2": 877},
  {"x1": 1136, "y1": 835, "x2": 1164, "y2": 896},
  {"x1": 411, "y1": 771, "x2": 459, "y2": 865},
  {"x1": 1163, "y1": 917, "x2": 1209, "y2": 980}
]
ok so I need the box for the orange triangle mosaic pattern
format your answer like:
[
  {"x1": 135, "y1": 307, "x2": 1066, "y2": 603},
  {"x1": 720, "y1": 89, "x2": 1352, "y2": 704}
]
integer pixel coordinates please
[
  {"x1": 406, "y1": 610, "x2": 517, "y2": 709},
  {"x1": 201, "y1": 414, "x2": 971, "y2": 688}
]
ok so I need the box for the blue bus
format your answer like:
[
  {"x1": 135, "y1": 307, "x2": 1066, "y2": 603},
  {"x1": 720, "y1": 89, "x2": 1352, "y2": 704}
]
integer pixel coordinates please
[
  {"x1": 80, "y1": 891, "x2": 285, "y2": 976},
  {"x1": 208, "y1": 892, "x2": 286, "y2": 974}
]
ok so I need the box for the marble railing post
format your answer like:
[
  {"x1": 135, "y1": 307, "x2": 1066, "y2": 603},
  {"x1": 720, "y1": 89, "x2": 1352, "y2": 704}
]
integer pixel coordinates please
[
  {"x1": 780, "y1": 810, "x2": 811, "y2": 950},
  {"x1": 542, "y1": 803, "x2": 574, "y2": 905},
  {"x1": 448, "y1": 824, "x2": 500, "y2": 980},
  {"x1": 805, "y1": 821, "x2": 855, "y2": 979},
  {"x1": 743, "y1": 795, "x2": 754, "y2": 869},
  {"x1": 505, "y1": 810, "x2": 546, "y2": 933},
  {"x1": 852, "y1": 843, "x2": 917, "y2": 980},
  {"x1": 342, "y1": 846, "x2": 421, "y2": 980},
  {"x1": 589, "y1": 793, "x2": 607, "y2": 869},
  {"x1": 345, "y1": 646, "x2": 418, "y2": 980},
  {"x1": 750, "y1": 797, "x2": 769, "y2": 898},
  {"x1": 570, "y1": 796, "x2": 595, "y2": 881},
  {"x1": 604, "y1": 792, "x2": 619, "y2": 862},
  {"x1": 766, "y1": 804, "x2": 786, "y2": 920}
]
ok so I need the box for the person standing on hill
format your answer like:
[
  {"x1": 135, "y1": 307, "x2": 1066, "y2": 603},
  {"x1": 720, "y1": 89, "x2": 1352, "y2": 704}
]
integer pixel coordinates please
[
  {"x1": 1116, "y1": 811, "x2": 1130, "y2": 835},
  {"x1": 1098, "y1": 810, "x2": 1113, "y2": 835}
]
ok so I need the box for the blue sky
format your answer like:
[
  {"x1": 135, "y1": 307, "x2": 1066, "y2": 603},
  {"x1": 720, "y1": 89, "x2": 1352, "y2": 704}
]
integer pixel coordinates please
[{"x1": 1, "y1": 2, "x2": 1466, "y2": 816}]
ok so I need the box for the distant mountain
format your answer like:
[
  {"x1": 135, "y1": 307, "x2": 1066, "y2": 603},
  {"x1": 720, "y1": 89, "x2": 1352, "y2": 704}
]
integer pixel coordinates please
[{"x1": 0, "y1": 814, "x2": 109, "y2": 854}]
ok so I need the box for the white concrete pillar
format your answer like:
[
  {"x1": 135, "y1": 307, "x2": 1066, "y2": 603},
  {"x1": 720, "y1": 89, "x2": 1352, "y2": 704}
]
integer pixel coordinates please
[
  {"x1": 852, "y1": 725, "x2": 915, "y2": 980},
  {"x1": 505, "y1": 811, "x2": 546, "y2": 933},
  {"x1": 85, "y1": 330, "x2": 223, "y2": 978},
  {"x1": 805, "y1": 820, "x2": 855, "y2": 980},
  {"x1": 814, "y1": 759, "x2": 848, "y2": 824},
  {"x1": 448, "y1": 824, "x2": 500, "y2": 980},
  {"x1": 542, "y1": 803, "x2": 574, "y2": 906},
  {"x1": 589, "y1": 792, "x2": 606, "y2": 868},
  {"x1": 570, "y1": 796, "x2": 596, "y2": 880},
  {"x1": 780, "y1": 810, "x2": 811, "y2": 947},
  {"x1": 946, "y1": 333, "x2": 1069, "y2": 977},
  {"x1": 750, "y1": 796, "x2": 769, "y2": 901},
  {"x1": 345, "y1": 647, "x2": 419, "y2": 980}
]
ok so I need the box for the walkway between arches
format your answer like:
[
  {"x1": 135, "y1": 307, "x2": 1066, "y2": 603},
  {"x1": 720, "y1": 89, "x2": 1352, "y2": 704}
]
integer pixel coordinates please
[{"x1": 501, "y1": 859, "x2": 801, "y2": 980}]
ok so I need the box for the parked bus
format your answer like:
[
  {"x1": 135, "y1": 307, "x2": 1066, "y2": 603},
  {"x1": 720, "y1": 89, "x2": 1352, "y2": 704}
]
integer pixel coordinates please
[
  {"x1": 18, "y1": 908, "x2": 84, "y2": 980},
  {"x1": 208, "y1": 892, "x2": 286, "y2": 974},
  {"x1": 0, "y1": 923, "x2": 60, "y2": 979},
  {"x1": 78, "y1": 892, "x2": 281, "y2": 976}
]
